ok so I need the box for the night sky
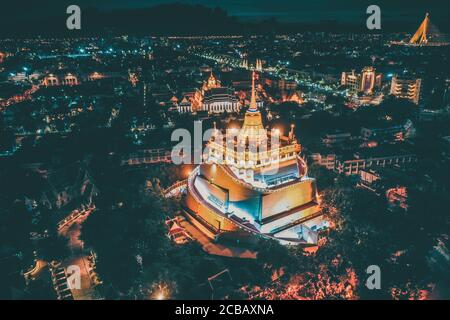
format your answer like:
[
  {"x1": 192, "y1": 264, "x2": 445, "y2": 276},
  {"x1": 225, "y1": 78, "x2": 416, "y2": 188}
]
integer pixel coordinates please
[
  {"x1": 2, "y1": 0, "x2": 448, "y2": 21},
  {"x1": 0, "y1": 0, "x2": 448, "y2": 33}
]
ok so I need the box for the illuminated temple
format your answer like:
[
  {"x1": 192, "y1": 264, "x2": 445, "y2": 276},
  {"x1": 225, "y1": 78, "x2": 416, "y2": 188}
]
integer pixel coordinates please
[
  {"x1": 185, "y1": 73, "x2": 326, "y2": 245},
  {"x1": 190, "y1": 71, "x2": 240, "y2": 113}
]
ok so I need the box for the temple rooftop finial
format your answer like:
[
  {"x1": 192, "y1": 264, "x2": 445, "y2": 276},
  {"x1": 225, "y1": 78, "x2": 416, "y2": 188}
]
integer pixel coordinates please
[{"x1": 249, "y1": 71, "x2": 258, "y2": 112}]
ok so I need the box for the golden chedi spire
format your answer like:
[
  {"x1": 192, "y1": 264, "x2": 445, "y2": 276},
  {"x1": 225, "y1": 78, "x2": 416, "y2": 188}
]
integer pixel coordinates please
[
  {"x1": 241, "y1": 71, "x2": 265, "y2": 140},
  {"x1": 249, "y1": 71, "x2": 258, "y2": 112}
]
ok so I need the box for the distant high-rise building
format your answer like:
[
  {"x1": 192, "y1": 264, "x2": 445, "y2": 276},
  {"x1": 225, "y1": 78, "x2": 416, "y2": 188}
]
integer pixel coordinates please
[
  {"x1": 341, "y1": 70, "x2": 360, "y2": 95},
  {"x1": 342, "y1": 67, "x2": 381, "y2": 96},
  {"x1": 360, "y1": 67, "x2": 376, "y2": 94},
  {"x1": 390, "y1": 75, "x2": 422, "y2": 105},
  {"x1": 375, "y1": 73, "x2": 383, "y2": 88}
]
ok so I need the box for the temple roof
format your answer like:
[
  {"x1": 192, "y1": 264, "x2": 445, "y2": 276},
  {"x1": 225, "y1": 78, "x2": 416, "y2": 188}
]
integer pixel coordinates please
[{"x1": 205, "y1": 71, "x2": 221, "y2": 90}]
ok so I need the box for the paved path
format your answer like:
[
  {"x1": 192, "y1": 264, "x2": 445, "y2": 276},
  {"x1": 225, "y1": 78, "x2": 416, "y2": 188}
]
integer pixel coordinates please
[{"x1": 59, "y1": 209, "x2": 100, "y2": 299}]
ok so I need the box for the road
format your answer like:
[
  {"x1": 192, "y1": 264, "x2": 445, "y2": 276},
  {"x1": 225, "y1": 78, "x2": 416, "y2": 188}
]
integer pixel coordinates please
[{"x1": 58, "y1": 208, "x2": 101, "y2": 299}]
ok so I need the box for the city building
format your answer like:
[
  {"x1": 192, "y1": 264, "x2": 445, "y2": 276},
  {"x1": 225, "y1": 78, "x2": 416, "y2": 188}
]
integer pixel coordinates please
[
  {"x1": 42, "y1": 71, "x2": 120, "y2": 87},
  {"x1": 322, "y1": 132, "x2": 352, "y2": 147},
  {"x1": 390, "y1": 75, "x2": 422, "y2": 104},
  {"x1": 121, "y1": 149, "x2": 171, "y2": 166},
  {"x1": 341, "y1": 67, "x2": 381, "y2": 95},
  {"x1": 184, "y1": 73, "x2": 325, "y2": 245},
  {"x1": 281, "y1": 91, "x2": 304, "y2": 104},
  {"x1": 360, "y1": 67, "x2": 377, "y2": 94},
  {"x1": 202, "y1": 87, "x2": 240, "y2": 113},
  {"x1": 191, "y1": 72, "x2": 240, "y2": 114},
  {"x1": 341, "y1": 70, "x2": 360, "y2": 95},
  {"x1": 43, "y1": 72, "x2": 79, "y2": 86},
  {"x1": 309, "y1": 153, "x2": 337, "y2": 170},
  {"x1": 278, "y1": 78, "x2": 298, "y2": 91},
  {"x1": 8, "y1": 72, "x2": 28, "y2": 82},
  {"x1": 361, "y1": 119, "x2": 415, "y2": 143},
  {"x1": 177, "y1": 96, "x2": 193, "y2": 113},
  {"x1": 351, "y1": 93, "x2": 384, "y2": 107},
  {"x1": 335, "y1": 152, "x2": 417, "y2": 176},
  {"x1": 311, "y1": 149, "x2": 417, "y2": 175}
]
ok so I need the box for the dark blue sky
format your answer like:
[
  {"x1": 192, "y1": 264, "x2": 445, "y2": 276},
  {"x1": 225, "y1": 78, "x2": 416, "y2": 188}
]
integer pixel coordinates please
[
  {"x1": 76, "y1": 0, "x2": 447, "y2": 22},
  {"x1": 1, "y1": 0, "x2": 448, "y2": 32},
  {"x1": 2, "y1": 0, "x2": 448, "y2": 22}
]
